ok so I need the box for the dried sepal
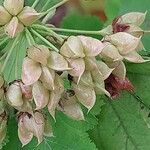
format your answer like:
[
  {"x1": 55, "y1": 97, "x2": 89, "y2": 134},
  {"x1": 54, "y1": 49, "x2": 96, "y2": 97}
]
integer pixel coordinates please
[
  {"x1": 97, "y1": 61, "x2": 114, "y2": 80},
  {"x1": 32, "y1": 81, "x2": 49, "y2": 110},
  {"x1": 67, "y1": 58, "x2": 85, "y2": 83},
  {"x1": 121, "y1": 12, "x2": 147, "y2": 26},
  {"x1": 48, "y1": 75, "x2": 64, "y2": 119},
  {"x1": 23, "y1": 112, "x2": 45, "y2": 145},
  {"x1": 18, "y1": 117, "x2": 33, "y2": 147},
  {"x1": 0, "y1": 6, "x2": 11, "y2": 25},
  {"x1": 19, "y1": 81, "x2": 32, "y2": 99},
  {"x1": 4, "y1": 0, "x2": 24, "y2": 15},
  {"x1": 105, "y1": 32, "x2": 140, "y2": 55},
  {"x1": 111, "y1": 61, "x2": 126, "y2": 79},
  {"x1": 101, "y1": 42, "x2": 123, "y2": 62},
  {"x1": 127, "y1": 24, "x2": 144, "y2": 37},
  {"x1": 6, "y1": 82, "x2": 23, "y2": 107},
  {"x1": 72, "y1": 83, "x2": 96, "y2": 111},
  {"x1": 124, "y1": 51, "x2": 149, "y2": 63},
  {"x1": 22, "y1": 57, "x2": 42, "y2": 85},
  {"x1": 27, "y1": 45, "x2": 50, "y2": 65},
  {"x1": 18, "y1": 6, "x2": 41, "y2": 26},
  {"x1": 47, "y1": 51, "x2": 70, "y2": 71},
  {"x1": 60, "y1": 96, "x2": 85, "y2": 120},
  {"x1": 60, "y1": 36, "x2": 85, "y2": 58},
  {"x1": 78, "y1": 36, "x2": 105, "y2": 56},
  {"x1": 5, "y1": 17, "x2": 24, "y2": 38},
  {"x1": 76, "y1": 71, "x2": 93, "y2": 87},
  {"x1": 40, "y1": 66, "x2": 55, "y2": 90}
]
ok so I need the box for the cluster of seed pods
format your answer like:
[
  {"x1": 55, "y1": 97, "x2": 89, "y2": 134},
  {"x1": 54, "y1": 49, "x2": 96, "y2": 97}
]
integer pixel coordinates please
[
  {"x1": 0, "y1": 2, "x2": 148, "y2": 146},
  {"x1": 0, "y1": 0, "x2": 40, "y2": 38}
]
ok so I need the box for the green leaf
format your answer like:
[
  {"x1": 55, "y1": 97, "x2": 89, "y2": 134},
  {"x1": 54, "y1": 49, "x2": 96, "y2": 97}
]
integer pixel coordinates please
[
  {"x1": 2, "y1": 32, "x2": 28, "y2": 83},
  {"x1": 90, "y1": 92, "x2": 150, "y2": 150},
  {"x1": 3, "y1": 117, "x2": 21, "y2": 150},
  {"x1": 22, "y1": 112, "x2": 97, "y2": 150},
  {"x1": 60, "y1": 12, "x2": 103, "y2": 38},
  {"x1": 25, "y1": 0, "x2": 61, "y2": 12}
]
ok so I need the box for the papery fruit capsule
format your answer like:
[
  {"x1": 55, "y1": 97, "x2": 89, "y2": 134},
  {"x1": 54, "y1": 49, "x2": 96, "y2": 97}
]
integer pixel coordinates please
[
  {"x1": 5, "y1": 17, "x2": 24, "y2": 38},
  {"x1": 6, "y1": 81, "x2": 23, "y2": 107},
  {"x1": 4, "y1": 0, "x2": 24, "y2": 16},
  {"x1": 72, "y1": 82, "x2": 96, "y2": 111},
  {"x1": 78, "y1": 36, "x2": 105, "y2": 57},
  {"x1": 18, "y1": 6, "x2": 41, "y2": 26},
  {"x1": 60, "y1": 96, "x2": 85, "y2": 121},
  {"x1": 18, "y1": 115, "x2": 33, "y2": 147},
  {"x1": 0, "y1": 6, "x2": 11, "y2": 26},
  {"x1": 19, "y1": 81, "x2": 32, "y2": 99},
  {"x1": 121, "y1": 12, "x2": 147, "y2": 26},
  {"x1": 32, "y1": 81, "x2": 49, "y2": 110},
  {"x1": 105, "y1": 32, "x2": 140, "y2": 55},
  {"x1": 40, "y1": 66, "x2": 55, "y2": 90},
  {"x1": 27, "y1": 45, "x2": 50, "y2": 65},
  {"x1": 22, "y1": 57, "x2": 42, "y2": 85},
  {"x1": 23, "y1": 112, "x2": 45, "y2": 145},
  {"x1": 60, "y1": 36, "x2": 85, "y2": 58},
  {"x1": 47, "y1": 51, "x2": 70, "y2": 71}
]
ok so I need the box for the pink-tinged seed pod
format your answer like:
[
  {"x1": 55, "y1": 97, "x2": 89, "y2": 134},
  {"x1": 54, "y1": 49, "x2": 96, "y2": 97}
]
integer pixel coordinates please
[
  {"x1": 19, "y1": 81, "x2": 32, "y2": 99},
  {"x1": 96, "y1": 61, "x2": 114, "y2": 80},
  {"x1": 67, "y1": 58, "x2": 85, "y2": 83},
  {"x1": 101, "y1": 42, "x2": 123, "y2": 62},
  {"x1": 15, "y1": 101, "x2": 33, "y2": 113},
  {"x1": 60, "y1": 36, "x2": 85, "y2": 58},
  {"x1": 23, "y1": 112, "x2": 45, "y2": 145},
  {"x1": 0, "y1": 6, "x2": 11, "y2": 26},
  {"x1": 78, "y1": 36, "x2": 105, "y2": 57},
  {"x1": 4, "y1": 0, "x2": 24, "y2": 16},
  {"x1": 72, "y1": 82, "x2": 96, "y2": 111},
  {"x1": 5, "y1": 17, "x2": 24, "y2": 38},
  {"x1": 22, "y1": 57, "x2": 42, "y2": 85},
  {"x1": 48, "y1": 75, "x2": 64, "y2": 120},
  {"x1": 18, "y1": 6, "x2": 41, "y2": 26},
  {"x1": 123, "y1": 51, "x2": 148, "y2": 63},
  {"x1": 27, "y1": 45, "x2": 50, "y2": 65},
  {"x1": 74, "y1": 71, "x2": 93, "y2": 87},
  {"x1": 126, "y1": 24, "x2": 144, "y2": 38},
  {"x1": 40, "y1": 66, "x2": 55, "y2": 91},
  {"x1": 32, "y1": 81, "x2": 49, "y2": 110},
  {"x1": 120, "y1": 12, "x2": 147, "y2": 26},
  {"x1": 84, "y1": 57, "x2": 99, "y2": 71},
  {"x1": 47, "y1": 51, "x2": 70, "y2": 71},
  {"x1": 18, "y1": 116, "x2": 33, "y2": 147},
  {"x1": 6, "y1": 81, "x2": 23, "y2": 107},
  {"x1": 108, "y1": 61, "x2": 126, "y2": 79},
  {"x1": 105, "y1": 32, "x2": 140, "y2": 55},
  {"x1": 60, "y1": 96, "x2": 85, "y2": 121}
]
